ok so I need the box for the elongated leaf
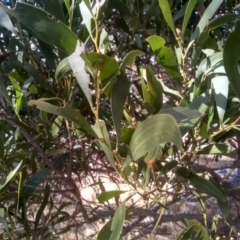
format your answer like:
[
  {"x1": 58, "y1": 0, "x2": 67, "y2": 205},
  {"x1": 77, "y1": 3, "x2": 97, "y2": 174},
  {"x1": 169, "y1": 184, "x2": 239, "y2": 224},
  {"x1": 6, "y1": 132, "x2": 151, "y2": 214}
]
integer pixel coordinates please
[
  {"x1": 0, "y1": 8, "x2": 15, "y2": 33},
  {"x1": 129, "y1": 114, "x2": 182, "y2": 160},
  {"x1": 111, "y1": 73, "x2": 130, "y2": 140},
  {"x1": 55, "y1": 58, "x2": 71, "y2": 81},
  {"x1": 97, "y1": 191, "x2": 126, "y2": 203},
  {"x1": 68, "y1": 41, "x2": 92, "y2": 107},
  {"x1": 8, "y1": 72, "x2": 23, "y2": 115},
  {"x1": 92, "y1": 120, "x2": 118, "y2": 172},
  {"x1": 28, "y1": 99, "x2": 96, "y2": 137},
  {"x1": 0, "y1": 161, "x2": 22, "y2": 194},
  {"x1": 110, "y1": 201, "x2": 126, "y2": 240},
  {"x1": 212, "y1": 75, "x2": 228, "y2": 124},
  {"x1": 187, "y1": 172, "x2": 226, "y2": 201},
  {"x1": 224, "y1": 20, "x2": 240, "y2": 100},
  {"x1": 196, "y1": 143, "x2": 236, "y2": 158},
  {"x1": 34, "y1": 183, "x2": 50, "y2": 230},
  {"x1": 0, "y1": 136, "x2": 3, "y2": 160},
  {"x1": 97, "y1": 218, "x2": 113, "y2": 240},
  {"x1": 120, "y1": 50, "x2": 144, "y2": 71},
  {"x1": 141, "y1": 66, "x2": 163, "y2": 113},
  {"x1": 20, "y1": 168, "x2": 50, "y2": 207},
  {"x1": 1, "y1": 3, "x2": 78, "y2": 54},
  {"x1": 182, "y1": 0, "x2": 197, "y2": 35},
  {"x1": 147, "y1": 36, "x2": 182, "y2": 84},
  {"x1": 158, "y1": 0, "x2": 176, "y2": 36}
]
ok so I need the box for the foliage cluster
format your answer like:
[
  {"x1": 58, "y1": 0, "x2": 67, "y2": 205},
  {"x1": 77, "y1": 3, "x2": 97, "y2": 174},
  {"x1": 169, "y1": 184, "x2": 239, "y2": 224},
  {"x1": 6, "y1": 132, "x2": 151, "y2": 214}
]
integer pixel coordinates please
[{"x1": 0, "y1": 0, "x2": 240, "y2": 239}]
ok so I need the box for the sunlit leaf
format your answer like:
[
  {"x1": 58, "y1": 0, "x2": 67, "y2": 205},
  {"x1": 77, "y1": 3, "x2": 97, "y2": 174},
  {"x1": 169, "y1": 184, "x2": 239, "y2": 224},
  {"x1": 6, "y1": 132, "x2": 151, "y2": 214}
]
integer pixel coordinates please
[
  {"x1": 129, "y1": 114, "x2": 182, "y2": 160},
  {"x1": 97, "y1": 190, "x2": 126, "y2": 203}
]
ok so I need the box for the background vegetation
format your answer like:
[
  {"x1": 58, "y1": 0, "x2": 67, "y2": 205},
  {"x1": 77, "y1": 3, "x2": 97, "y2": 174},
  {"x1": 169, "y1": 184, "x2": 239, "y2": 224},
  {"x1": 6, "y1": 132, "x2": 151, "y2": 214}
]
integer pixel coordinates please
[{"x1": 0, "y1": 0, "x2": 240, "y2": 239}]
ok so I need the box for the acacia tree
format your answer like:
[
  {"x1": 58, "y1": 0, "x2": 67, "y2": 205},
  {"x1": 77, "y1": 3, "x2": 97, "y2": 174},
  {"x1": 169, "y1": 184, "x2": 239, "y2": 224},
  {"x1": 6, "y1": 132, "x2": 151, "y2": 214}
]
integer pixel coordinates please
[{"x1": 0, "y1": 0, "x2": 240, "y2": 239}]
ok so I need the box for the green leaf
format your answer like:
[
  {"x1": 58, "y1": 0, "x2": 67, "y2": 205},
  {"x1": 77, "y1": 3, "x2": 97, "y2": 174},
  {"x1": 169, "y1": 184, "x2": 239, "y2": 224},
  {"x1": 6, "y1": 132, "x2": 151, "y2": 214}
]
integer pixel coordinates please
[
  {"x1": 52, "y1": 116, "x2": 63, "y2": 138},
  {"x1": 1, "y1": 3, "x2": 78, "y2": 54},
  {"x1": 158, "y1": 160, "x2": 178, "y2": 176},
  {"x1": 129, "y1": 114, "x2": 182, "y2": 160},
  {"x1": 87, "y1": 52, "x2": 120, "y2": 85},
  {"x1": 187, "y1": 172, "x2": 226, "y2": 201},
  {"x1": 0, "y1": 161, "x2": 22, "y2": 194},
  {"x1": 120, "y1": 50, "x2": 144, "y2": 71},
  {"x1": 97, "y1": 190, "x2": 126, "y2": 203},
  {"x1": 92, "y1": 120, "x2": 118, "y2": 172},
  {"x1": 68, "y1": 41, "x2": 92, "y2": 107},
  {"x1": 207, "y1": 13, "x2": 238, "y2": 32},
  {"x1": 146, "y1": 36, "x2": 182, "y2": 84},
  {"x1": 196, "y1": 143, "x2": 236, "y2": 158},
  {"x1": 111, "y1": 73, "x2": 130, "y2": 141},
  {"x1": 97, "y1": 218, "x2": 113, "y2": 240},
  {"x1": 34, "y1": 183, "x2": 50, "y2": 230},
  {"x1": 182, "y1": 0, "x2": 197, "y2": 36},
  {"x1": 8, "y1": 71, "x2": 23, "y2": 115},
  {"x1": 141, "y1": 66, "x2": 163, "y2": 113},
  {"x1": 55, "y1": 58, "x2": 71, "y2": 81},
  {"x1": 224, "y1": 20, "x2": 240, "y2": 100},
  {"x1": 110, "y1": 201, "x2": 126, "y2": 240},
  {"x1": 28, "y1": 99, "x2": 96, "y2": 137},
  {"x1": 159, "y1": 107, "x2": 202, "y2": 136},
  {"x1": 158, "y1": 0, "x2": 176, "y2": 36},
  {"x1": 20, "y1": 168, "x2": 50, "y2": 211},
  {"x1": 0, "y1": 136, "x2": 4, "y2": 160}
]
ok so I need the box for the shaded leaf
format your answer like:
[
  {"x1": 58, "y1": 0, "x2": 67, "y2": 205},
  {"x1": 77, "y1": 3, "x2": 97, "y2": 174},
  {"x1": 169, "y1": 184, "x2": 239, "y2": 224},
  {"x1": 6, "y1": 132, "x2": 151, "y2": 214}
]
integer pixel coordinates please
[
  {"x1": 111, "y1": 73, "x2": 130, "y2": 140},
  {"x1": 28, "y1": 99, "x2": 96, "y2": 137},
  {"x1": 129, "y1": 114, "x2": 182, "y2": 160},
  {"x1": 0, "y1": 161, "x2": 22, "y2": 194},
  {"x1": 1, "y1": 3, "x2": 78, "y2": 54},
  {"x1": 224, "y1": 20, "x2": 240, "y2": 100},
  {"x1": 120, "y1": 50, "x2": 144, "y2": 71},
  {"x1": 55, "y1": 58, "x2": 71, "y2": 81}
]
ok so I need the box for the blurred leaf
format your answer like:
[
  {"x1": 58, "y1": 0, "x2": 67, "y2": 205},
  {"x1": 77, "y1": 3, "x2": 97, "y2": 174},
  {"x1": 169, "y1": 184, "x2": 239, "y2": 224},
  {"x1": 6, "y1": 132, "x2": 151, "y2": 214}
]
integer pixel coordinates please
[
  {"x1": 0, "y1": 8, "x2": 15, "y2": 33},
  {"x1": 68, "y1": 41, "x2": 92, "y2": 107},
  {"x1": 207, "y1": 13, "x2": 238, "y2": 31},
  {"x1": 158, "y1": 0, "x2": 176, "y2": 36},
  {"x1": 41, "y1": 0, "x2": 65, "y2": 23},
  {"x1": 141, "y1": 66, "x2": 163, "y2": 113},
  {"x1": 52, "y1": 116, "x2": 63, "y2": 138},
  {"x1": 212, "y1": 75, "x2": 228, "y2": 124},
  {"x1": 158, "y1": 160, "x2": 178, "y2": 176},
  {"x1": 97, "y1": 190, "x2": 126, "y2": 203},
  {"x1": 147, "y1": 36, "x2": 182, "y2": 84},
  {"x1": 55, "y1": 58, "x2": 71, "y2": 81},
  {"x1": 21, "y1": 168, "x2": 50, "y2": 199},
  {"x1": 34, "y1": 183, "x2": 50, "y2": 230},
  {"x1": 120, "y1": 126, "x2": 134, "y2": 145},
  {"x1": 224, "y1": 20, "x2": 240, "y2": 100},
  {"x1": 1, "y1": 3, "x2": 78, "y2": 54},
  {"x1": 176, "y1": 219, "x2": 211, "y2": 240},
  {"x1": 120, "y1": 50, "x2": 144, "y2": 71},
  {"x1": 28, "y1": 99, "x2": 96, "y2": 137},
  {"x1": 115, "y1": 18, "x2": 131, "y2": 35},
  {"x1": 186, "y1": 172, "x2": 226, "y2": 201},
  {"x1": 110, "y1": 201, "x2": 126, "y2": 240},
  {"x1": 92, "y1": 120, "x2": 118, "y2": 172},
  {"x1": 97, "y1": 218, "x2": 113, "y2": 240},
  {"x1": 8, "y1": 71, "x2": 23, "y2": 115},
  {"x1": 196, "y1": 143, "x2": 236, "y2": 158},
  {"x1": 111, "y1": 73, "x2": 130, "y2": 141},
  {"x1": 106, "y1": 0, "x2": 132, "y2": 17},
  {"x1": 129, "y1": 114, "x2": 182, "y2": 160},
  {"x1": 0, "y1": 136, "x2": 3, "y2": 160},
  {"x1": 182, "y1": 0, "x2": 197, "y2": 35},
  {"x1": 0, "y1": 161, "x2": 22, "y2": 194}
]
